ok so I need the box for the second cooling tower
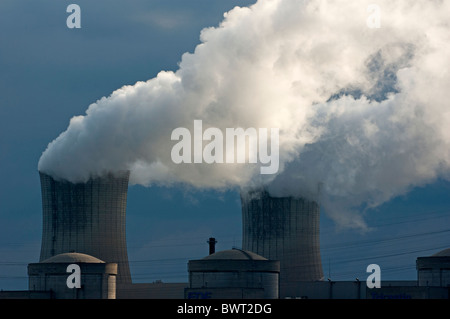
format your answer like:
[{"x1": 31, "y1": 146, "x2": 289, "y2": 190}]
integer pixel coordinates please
[
  {"x1": 241, "y1": 189, "x2": 324, "y2": 297},
  {"x1": 38, "y1": 171, "x2": 131, "y2": 285}
]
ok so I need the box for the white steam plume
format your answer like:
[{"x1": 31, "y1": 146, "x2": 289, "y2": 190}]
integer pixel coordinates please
[{"x1": 39, "y1": 0, "x2": 450, "y2": 228}]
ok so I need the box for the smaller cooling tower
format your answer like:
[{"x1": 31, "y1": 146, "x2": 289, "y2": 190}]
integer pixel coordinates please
[
  {"x1": 241, "y1": 189, "x2": 324, "y2": 297},
  {"x1": 38, "y1": 171, "x2": 131, "y2": 285}
]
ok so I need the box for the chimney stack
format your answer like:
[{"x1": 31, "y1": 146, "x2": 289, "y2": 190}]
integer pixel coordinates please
[{"x1": 207, "y1": 237, "x2": 217, "y2": 255}]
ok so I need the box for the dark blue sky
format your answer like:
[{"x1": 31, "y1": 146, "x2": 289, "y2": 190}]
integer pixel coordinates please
[{"x1": 0, "y1": 0, "x2": 449, "y2": 290}]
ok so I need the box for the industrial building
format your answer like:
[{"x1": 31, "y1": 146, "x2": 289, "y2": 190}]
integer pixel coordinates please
[
  {"x1": 417, "y1": 248, "x2": 450, "y2": 287},
  {"x1": 185, "y1": 248, "x2": 280, "y2": 299},
  {"x1": 28, "y1": 252, "x2": 117, "y2": 299},
  {"x1": 0, "y1": 172, "x2": 449, "y2": 299}
]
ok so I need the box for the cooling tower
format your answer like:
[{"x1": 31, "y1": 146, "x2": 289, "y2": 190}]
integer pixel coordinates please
[
  {"x1": 38, "y1": 171, "x2": 131, "y2": 285},
  {"x1": 241, "y1": 189, "x2": 324, "y2": 297}
]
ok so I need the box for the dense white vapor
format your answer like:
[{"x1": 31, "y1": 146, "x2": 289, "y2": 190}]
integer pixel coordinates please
[{"x1": 39, "y1": 0, "x2": 450, "y2": 228}]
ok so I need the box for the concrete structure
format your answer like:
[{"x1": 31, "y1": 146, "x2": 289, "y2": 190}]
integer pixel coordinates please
[
  {"x1": 367, "y1": 284, "x2": 449, "y2": 299},
  {"x1": 293, "y1": 249, "x2": 450, "y2": 299},
  {"x1": 417, "y1": 248, "x2": 450, "y2": 287},
  {"x1": 116, "y1": 282, "x2": 188, "y2": 299},
  {"x1": 0, "y1": 291, "x2": 52, "y2": 299},
  {"x1": 38, "y1": 171, "x2": 131, "y2": 285},
  {"x1": 28, "y1": 252, "x2": 117, "y2": 299},
  {"x1": 290, "y1": 280, "x2": 449, "y2": 299},
  {"x1": 241, "y1": 189, "x2": 324, "y2": 297},
  {"x1": 186, "y1": 248, "x2": 280, "y2": 299}
]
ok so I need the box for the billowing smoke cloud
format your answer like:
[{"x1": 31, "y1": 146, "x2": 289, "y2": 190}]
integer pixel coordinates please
[{"x1": 39, "y1": 0, "x2": 450, "y2": 228}]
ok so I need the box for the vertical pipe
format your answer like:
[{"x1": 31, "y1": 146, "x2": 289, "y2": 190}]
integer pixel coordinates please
[{"x1": 207, "y1": 237, "x2": 217, "y2": 255}]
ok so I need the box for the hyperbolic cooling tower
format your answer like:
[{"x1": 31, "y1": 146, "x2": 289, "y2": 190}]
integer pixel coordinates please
[
  {"x1": 38, "y1": 171, "x2": 131, "y2": 285},
  {"x1": 241, "y1": 189, "x2": 324, "y2": 297}
]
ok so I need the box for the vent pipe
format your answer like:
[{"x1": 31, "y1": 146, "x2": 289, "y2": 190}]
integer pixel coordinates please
[{"x1": 207, "y1": 237, "x2": 217, "y2": 255}]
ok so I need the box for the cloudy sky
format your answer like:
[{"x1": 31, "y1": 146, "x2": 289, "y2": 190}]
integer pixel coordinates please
[{"x1": 1, "y1": 0, "x2": 450, "y2": 290}]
